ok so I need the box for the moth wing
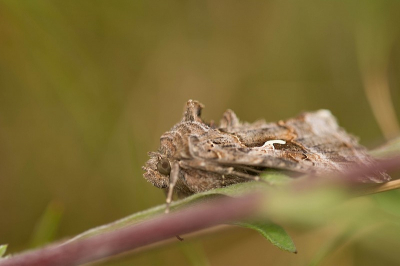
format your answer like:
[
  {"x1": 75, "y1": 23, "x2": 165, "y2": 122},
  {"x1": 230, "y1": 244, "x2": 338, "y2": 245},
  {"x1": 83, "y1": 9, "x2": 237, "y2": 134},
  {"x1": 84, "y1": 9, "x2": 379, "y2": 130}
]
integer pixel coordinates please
[
  {"x1": 188, "y1": 109, "x2": 390, "y2": 183},
  {"x1": 287, "y1": 110, "x2": 390, "y2": 182},
  {"x1": 188, "y1": 135, "x2": 315, "y2": 174}
]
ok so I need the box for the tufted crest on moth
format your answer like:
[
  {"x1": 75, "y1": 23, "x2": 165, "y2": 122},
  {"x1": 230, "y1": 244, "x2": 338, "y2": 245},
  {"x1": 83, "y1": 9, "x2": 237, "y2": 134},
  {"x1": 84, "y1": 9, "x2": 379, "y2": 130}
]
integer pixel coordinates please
[{"x1": 182, "y1": 100, "x2": 204, "y2": 122}]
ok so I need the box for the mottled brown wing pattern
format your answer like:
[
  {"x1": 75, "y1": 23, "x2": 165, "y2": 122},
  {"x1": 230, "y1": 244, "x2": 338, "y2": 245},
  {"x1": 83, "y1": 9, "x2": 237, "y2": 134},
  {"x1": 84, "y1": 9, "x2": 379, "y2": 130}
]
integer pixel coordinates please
[{"x1": 142, "y1": 100, "x2": 390, "y2": 211}]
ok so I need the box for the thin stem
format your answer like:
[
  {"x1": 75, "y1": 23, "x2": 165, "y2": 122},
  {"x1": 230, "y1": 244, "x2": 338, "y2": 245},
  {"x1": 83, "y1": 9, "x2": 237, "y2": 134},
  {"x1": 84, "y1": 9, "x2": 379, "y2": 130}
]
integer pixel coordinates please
[
  {"x1": 361, "y1": 179, "x2": 400, "y2": 195},
  {"x1": 0, "y1": 194, "x2": 262, "y2": 266}
]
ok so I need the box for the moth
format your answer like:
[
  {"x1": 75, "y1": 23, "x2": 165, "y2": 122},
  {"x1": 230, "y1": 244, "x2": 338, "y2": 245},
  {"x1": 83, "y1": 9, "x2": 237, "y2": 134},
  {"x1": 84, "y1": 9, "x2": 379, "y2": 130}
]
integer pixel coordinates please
[{"x1": 143, "y1": 100, "x2": 390, "y2": 212}]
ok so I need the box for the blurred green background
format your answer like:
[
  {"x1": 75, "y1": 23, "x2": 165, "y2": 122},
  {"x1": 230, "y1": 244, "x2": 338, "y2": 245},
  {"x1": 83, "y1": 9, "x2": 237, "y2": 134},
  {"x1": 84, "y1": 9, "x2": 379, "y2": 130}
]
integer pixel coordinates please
[{"x1": 1, "y1": 1, "x2": 400, "y2": 265}]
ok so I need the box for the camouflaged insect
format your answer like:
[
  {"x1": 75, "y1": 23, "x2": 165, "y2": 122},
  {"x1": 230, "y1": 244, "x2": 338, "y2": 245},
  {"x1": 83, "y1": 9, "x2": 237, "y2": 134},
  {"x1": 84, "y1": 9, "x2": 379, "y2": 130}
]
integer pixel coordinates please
[{"x1": 142, "y1": 100, "x2": 390, "y2": 211}]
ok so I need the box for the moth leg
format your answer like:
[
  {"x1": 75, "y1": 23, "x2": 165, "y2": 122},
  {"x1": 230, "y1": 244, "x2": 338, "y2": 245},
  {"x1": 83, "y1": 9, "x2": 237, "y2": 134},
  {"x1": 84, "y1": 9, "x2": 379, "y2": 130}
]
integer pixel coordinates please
[
  {"x1": 179, "y1": 160, "x2": 260, "y2": 182},
  {"x1": 222, "y1": 167, "x2": 260, "y2": 181},
  {"x1": 165, "y1": 161, "x2": 180, "y2": 214},
  {"x1": 232, "y1": 170, "x2": 260, "y2": 181},
  {"x1": 236, "y1": 165, "x2": 263, "y2": 174}
]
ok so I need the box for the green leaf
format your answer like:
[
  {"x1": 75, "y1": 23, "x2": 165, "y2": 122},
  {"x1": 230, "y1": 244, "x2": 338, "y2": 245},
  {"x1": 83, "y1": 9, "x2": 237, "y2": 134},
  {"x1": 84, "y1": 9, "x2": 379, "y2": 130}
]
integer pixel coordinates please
[
  {"x1": 266, "y1": 185, "x2": 347, "y2": 226},
  {"x1": 29, "y1": 201, "x2": 63, "y2": 248},
  {"x1": 309, "y1": 223, "x2": 358, "y2": 266},
  {"x1": 370, "y1": 136, "x2": 400, "y2": 158},
  {"x1": 235, "y1": 221, "x2": 297, "y2": 253},
  {"x1": 372, "y1": 190, "x2": 400, "y2": 218},
  {"x1": 260, "y1": 171, "x2": 293, "y2": 185},
  {"x1": 65, "y1": 172, "x2": 290, "y2": 244},
  {"x1": 0, "y1": 244, "x2": 8, "y2": 258},
  {"x1": 179, "y1": 241, "x2": 210, "y2": 266}
]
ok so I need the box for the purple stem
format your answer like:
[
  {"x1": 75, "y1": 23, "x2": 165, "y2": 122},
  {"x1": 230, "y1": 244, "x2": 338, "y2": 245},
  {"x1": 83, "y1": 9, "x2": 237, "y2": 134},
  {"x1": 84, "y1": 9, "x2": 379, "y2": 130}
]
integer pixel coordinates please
[{"x1": 0, "y1": 194, "x2": 262, "y2": 266}]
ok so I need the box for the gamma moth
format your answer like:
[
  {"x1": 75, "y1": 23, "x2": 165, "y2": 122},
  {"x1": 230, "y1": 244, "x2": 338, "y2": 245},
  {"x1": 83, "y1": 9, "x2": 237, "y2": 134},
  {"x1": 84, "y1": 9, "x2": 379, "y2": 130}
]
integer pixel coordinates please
[{"x1": 142, "y1": 100, "x2": 389, "y2": 211}]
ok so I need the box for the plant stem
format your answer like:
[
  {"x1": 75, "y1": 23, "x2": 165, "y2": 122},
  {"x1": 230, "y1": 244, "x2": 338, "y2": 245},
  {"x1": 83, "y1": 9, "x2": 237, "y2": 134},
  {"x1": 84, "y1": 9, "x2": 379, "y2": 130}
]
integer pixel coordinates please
[{"x1": 0, "y1": 194, "x2": 262, "y2": 266}]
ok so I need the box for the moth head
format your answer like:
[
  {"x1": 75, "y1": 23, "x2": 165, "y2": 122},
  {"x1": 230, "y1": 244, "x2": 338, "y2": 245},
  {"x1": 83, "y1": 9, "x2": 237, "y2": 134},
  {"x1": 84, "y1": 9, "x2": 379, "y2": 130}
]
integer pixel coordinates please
[{"x1": 142, "y1": 152, "x2": 171, "y2": 189}]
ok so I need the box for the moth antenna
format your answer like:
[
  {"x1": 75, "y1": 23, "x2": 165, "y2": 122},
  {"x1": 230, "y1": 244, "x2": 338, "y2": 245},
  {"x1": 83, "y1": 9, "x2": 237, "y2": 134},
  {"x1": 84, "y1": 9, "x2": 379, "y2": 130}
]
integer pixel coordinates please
[
  {"x1": 182, "y1": 100, "x2": 204, "y2": 122},
  {"x1": 165, "y1": 161, "x2": 180, "y2": 214}
]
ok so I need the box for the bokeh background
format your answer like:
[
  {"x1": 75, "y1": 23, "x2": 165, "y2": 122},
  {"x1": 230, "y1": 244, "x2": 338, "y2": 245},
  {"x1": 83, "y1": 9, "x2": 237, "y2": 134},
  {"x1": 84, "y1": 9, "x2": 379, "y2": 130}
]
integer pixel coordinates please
[{"x1": 1, "y1": 1, "x2": 400, "y2": 265}]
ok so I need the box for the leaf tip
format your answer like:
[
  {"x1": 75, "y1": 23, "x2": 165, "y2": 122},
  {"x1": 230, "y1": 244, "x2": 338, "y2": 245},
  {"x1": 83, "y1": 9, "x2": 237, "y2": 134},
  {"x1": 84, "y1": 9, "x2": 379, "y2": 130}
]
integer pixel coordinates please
[{"x1": 0, "y1": 244, "x2": 8, "y2": 258}]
